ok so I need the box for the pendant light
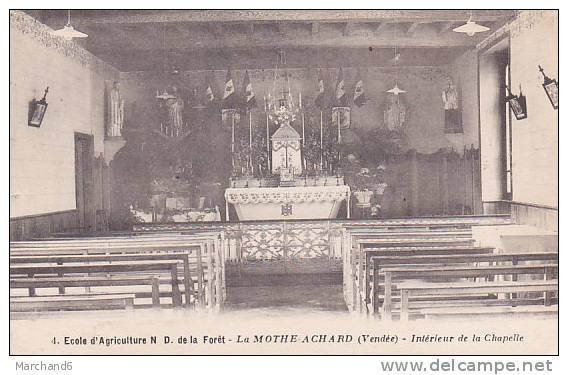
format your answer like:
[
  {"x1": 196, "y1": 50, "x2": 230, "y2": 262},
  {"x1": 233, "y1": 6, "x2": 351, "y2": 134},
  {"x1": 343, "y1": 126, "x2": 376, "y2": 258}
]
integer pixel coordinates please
[
  {"x1": 155, "y1": 23, "x2": 176, "y2": 101},
  {"x1": 453, "y1": 11, "x2": 490, "y2": 37},
  {"x1": 386, "y1": 24, "x2": 406, "y2": 96},
  {"x1": 51, "y1": 10, "x2": 88, "y2": 40}
]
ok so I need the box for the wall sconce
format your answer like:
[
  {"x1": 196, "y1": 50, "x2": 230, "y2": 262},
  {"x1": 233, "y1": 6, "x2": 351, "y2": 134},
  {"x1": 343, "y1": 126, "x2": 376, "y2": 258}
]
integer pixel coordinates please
[
  {"x1": 28, "y1": 87, "x2": 49, "y2": 127},
  {"x1": 505, "y1": 85, "x2": 527, "y2": 120},
  {"x1": 538, "y1": 65, "x2": 558, "y2": 110}
]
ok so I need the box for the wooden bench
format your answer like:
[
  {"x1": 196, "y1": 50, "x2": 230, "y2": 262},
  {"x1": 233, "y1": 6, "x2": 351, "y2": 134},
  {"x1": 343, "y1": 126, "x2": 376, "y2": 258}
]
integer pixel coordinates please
[
  {"x1": 11, "y1": 253, "x2": 196, "y2": 307},
  {"x1": 10, "y1": 260, "x2": 183, "y2": 307},
  {"x1": 10, "y1": 276, "x2": 161, "y2": 307},
  {"x1": 10, "y1": 294, "x2": 136, "y2": 312},
  {"x1": 353, "y1": 246, "x2": 495, "y2": 310},
  {"x1": 397, "y1": 280, "x2": 559, "y2": 321},
  {"x1": 419, "y1": 305, "x2": 559, "y2": 320},
  {"x1": 10, "y1": 232, "x2": 226, "y2": 311},
  {"x1": 368, "y1": 252, "x2": 558, "y2": 313},
  {"x1": 378, "y1": 264, "x2": 558, "y2": 320},
  {"x1": 348, "y1": 246, "x2": 496, "y2": 313}
]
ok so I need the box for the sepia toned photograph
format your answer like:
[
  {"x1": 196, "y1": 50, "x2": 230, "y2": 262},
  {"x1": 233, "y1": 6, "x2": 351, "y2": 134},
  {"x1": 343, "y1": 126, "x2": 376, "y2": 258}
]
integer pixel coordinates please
[{"x1": 9, "y1": 9, "x2": 558, "y2": 356}]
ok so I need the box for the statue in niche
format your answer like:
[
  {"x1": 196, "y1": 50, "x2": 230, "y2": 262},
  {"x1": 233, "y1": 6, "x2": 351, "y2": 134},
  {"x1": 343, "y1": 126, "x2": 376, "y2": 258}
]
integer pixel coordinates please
[
  {"x1": 107, "y1": 81, "x2": 124, "y2": 137},
  {"x1": 165, "y1": 85, "x2": 185, "y2": 137},
  {"x1": 442, "y1": 78, "x2": 463, "y2": 133},
  {"x1": 383, "y1": 94, "x2": 407, "y2": 136}
]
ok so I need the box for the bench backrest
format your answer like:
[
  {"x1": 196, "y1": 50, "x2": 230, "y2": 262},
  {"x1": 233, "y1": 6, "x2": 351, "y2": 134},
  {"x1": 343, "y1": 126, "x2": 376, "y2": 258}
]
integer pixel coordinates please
[{"x1": 371, "y1": 252, "x2": 558, "y2": 267}]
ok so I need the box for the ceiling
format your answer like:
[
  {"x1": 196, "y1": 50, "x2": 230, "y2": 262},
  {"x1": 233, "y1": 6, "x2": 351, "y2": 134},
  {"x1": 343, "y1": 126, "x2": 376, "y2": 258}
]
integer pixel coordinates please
[{"x1": 24, "y1": 10, "x2": 516, "y2": 71}]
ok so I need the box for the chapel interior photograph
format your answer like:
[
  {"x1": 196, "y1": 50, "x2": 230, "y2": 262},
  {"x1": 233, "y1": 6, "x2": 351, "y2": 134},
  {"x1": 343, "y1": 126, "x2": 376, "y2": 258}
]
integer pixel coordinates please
[{"x1": 9, "y1": 9, "x2": 559, "y2": 355}]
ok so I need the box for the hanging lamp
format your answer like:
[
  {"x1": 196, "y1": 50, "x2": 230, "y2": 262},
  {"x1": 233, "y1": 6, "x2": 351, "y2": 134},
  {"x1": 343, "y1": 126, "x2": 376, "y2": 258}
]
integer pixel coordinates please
[
  {"x1": 51, "y1": 10, "x2": 88, "y2": 40},
  {"x1": 386, "y1": 25, "x2": 406, "y2": 96},
  {"x1": 453, "y1": 11, "x2": 490, "y2": 36},
  {"x1": 155, "y1": 24, "x2": 176, "y2": 101}
]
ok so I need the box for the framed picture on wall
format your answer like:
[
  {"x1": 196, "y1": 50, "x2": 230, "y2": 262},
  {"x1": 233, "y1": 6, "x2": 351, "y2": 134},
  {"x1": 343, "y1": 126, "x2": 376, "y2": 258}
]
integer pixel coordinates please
[
  {"x1": 539, "y1": 65, "x2": 558, "y2": 109},
  {"x1": 28, "y1": 87, "x2": 49, "y2": 127},
  {"x1": 543, "y1": 79, "x2": 558, "y2": 109},
  {"x1": 505, "y1": 86, "x2": 527, "y2": 120},
  {"x1": 332, "y1": 107, "x2": 351, "y2": 130},
  {"x1": 508, "y1": 94, "x2": 527, "y2": 120}
]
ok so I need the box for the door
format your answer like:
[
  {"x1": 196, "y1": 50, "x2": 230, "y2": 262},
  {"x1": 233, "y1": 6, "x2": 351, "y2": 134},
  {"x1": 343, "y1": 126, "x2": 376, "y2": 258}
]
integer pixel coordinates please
[{"x1": 75, "y1": 133, "x2": 95, "y2": 232}]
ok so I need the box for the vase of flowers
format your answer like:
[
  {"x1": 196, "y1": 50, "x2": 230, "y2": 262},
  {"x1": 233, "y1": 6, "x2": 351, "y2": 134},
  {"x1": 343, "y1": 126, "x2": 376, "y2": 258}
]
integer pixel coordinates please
[{"x1": 268, "y1": 105, "x2": 297, "y2": 127}]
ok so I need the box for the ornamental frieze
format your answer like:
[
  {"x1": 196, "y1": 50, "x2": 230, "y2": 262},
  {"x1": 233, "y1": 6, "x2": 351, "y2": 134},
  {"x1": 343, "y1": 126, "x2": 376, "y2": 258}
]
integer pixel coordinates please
[{"x1": 10, "y1": 10, "x2": 117, "y2": 74}]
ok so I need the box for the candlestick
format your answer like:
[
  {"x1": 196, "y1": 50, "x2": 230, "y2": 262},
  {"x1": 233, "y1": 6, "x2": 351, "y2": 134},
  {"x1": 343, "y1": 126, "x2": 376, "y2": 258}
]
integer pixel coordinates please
[
  {"x1": 320, "y1": 111, "x2": 323, "y2": 169},
  {"x1": 302, "y1": 112, "x2": 305, "y2": 146}
]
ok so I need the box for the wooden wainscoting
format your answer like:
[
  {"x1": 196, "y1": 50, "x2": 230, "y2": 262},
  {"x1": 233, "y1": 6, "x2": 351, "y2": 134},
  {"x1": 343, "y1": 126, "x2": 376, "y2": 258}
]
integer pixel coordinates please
[
  {"x1": 511, "y1": 202, "x2": 558, "y2": 232},
  {"x1": 483, "y1": 201, "x2": 557, "y2": 232},
  {"x1": 10, "y1": 210, "x2": 80, "y2": 241}
]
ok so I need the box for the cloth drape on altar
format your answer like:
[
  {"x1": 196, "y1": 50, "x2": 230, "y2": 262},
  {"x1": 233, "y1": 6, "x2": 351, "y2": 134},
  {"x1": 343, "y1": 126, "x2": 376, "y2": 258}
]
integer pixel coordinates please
[{"x1": 225, "y1": 185, "x2": 350, "y2": 221}]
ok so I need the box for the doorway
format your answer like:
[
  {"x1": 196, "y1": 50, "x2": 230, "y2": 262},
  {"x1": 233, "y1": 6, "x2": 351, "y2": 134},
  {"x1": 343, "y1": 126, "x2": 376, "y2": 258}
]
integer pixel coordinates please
[
  {"x1": 74, "y1": 132, "x2": 95, "y2": 232},
  {"x1": 479, "y1": 36, "x2": 512, "y2": 212}
]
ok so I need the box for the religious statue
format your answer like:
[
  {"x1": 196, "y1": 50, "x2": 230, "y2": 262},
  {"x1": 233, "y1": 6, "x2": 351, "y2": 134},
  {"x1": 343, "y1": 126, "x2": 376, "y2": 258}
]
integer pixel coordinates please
[
  {"x1": 383, "y1": 94, "x2": 407, "y2": 135},
  {"x1": 442, "y1": 78, "x2": 462, "y2": 133},
  {"x1": 107, "y1": 81, "x2": 124, "y2": 137},
  {"x1": 165, "y1": 85, "x2": 185, "y2": 137}
]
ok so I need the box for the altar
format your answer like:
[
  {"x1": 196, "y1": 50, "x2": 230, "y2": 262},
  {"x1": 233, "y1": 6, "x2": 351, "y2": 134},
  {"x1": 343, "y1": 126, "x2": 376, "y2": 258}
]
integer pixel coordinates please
[
  {"x1": 223, "y1": 72, "x2": 352, "y2": 221},
  {"x1": 225, "y1": 184, "x2": 350, "y2": 221},
  {"x1": 224, "y1": 120, "x2": 350, "y2": 221}
]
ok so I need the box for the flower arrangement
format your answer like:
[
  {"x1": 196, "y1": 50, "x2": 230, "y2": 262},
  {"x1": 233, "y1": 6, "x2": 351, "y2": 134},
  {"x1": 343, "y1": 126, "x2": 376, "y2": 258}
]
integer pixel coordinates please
[
  {"x1": 268, "y1": 105, "x2": 297, "y2": 126},
  {"x1": 352, "y1": 165, "x2": 388, "y2": 193}
]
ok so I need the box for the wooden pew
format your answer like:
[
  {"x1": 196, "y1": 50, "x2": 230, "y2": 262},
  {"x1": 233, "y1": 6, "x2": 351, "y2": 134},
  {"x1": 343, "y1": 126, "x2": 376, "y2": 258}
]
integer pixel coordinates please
[
  {"x1": 348, "y1": 245, "x2": 495, "y2": 313},
  {"x1": 378, "y1": 264, "x2": 558, "y2": 320},
  {"x1": 366, "y1": 252, "x2": 557, "y2": 317},
  {"x1": 10, "y1": 276, "x2": 161, "y2": 307},
  {"x1": 11, "y1": 253, "x2": 195, "y2": 307},
  {"x1": 10, "y1": 294, "x2": 136, "y2": 313},
  {"x1": 10, "y1": 232, "x2": 226, "y2": 310},
  {"x1": 397, "y1": 280, "x2": 559, "y2": 321},
  {"x1": 10, "y1": 260, "x2": 183, "y2": 307},
  {"x1": 342, "y1": 225, "x2": 477, "y2": 312}
]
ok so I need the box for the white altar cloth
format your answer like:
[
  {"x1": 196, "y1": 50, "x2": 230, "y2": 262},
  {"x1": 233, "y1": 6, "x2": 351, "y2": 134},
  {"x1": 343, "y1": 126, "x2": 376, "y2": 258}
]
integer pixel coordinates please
[{"x1": 225, "y1": 185, "x2": 351, "y2": 221}]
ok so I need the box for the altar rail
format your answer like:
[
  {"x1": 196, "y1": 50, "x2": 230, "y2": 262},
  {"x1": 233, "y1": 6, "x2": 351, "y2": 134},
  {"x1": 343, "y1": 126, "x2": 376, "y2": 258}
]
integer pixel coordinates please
[{"x1": 133, "y1": 215, "x2": 512, "y2": 263}]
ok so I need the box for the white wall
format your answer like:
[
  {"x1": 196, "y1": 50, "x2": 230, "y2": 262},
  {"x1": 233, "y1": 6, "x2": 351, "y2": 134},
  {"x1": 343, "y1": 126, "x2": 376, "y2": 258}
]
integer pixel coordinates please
[
  {"x1": 509, "y1": 11, "x2": 558, "y2": 207},
  {"x1": 9, "y1": 11, "x2": 118, "y2": 217}
]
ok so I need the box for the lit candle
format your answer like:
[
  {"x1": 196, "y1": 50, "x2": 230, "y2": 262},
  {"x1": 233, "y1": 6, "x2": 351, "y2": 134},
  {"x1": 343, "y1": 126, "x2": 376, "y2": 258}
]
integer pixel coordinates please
[{"x1": 299, "y1": 92, "x2": 302, "y2": 108}]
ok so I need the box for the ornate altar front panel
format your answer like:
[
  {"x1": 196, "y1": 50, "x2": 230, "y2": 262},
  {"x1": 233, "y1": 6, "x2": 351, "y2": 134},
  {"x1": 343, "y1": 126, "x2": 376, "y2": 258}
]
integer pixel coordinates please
[{"x1": 225, "y1": 185, "x2": 350, "y2": 221}]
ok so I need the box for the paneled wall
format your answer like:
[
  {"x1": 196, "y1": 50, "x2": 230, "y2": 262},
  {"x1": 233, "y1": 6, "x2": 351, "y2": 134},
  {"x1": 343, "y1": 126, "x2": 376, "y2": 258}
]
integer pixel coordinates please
[
  {"x1": 10, "y1": 210, "x2": 80, "y2": 241},
  {"x1": 379, "y1": 148, "x2": 481, "y2": 218}
]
